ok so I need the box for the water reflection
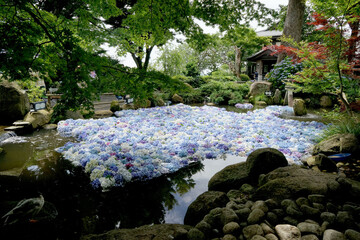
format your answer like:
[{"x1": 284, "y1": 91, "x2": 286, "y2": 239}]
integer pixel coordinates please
[
  {"x1": 0, "y1": 152, "x2": 206, "y2": 239},
  {"x1": 0, "y1": 125, "x2": 246, "y2": 239}
]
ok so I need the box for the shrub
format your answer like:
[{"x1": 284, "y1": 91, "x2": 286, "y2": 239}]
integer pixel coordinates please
[
  {"x1": 239, "y1": 74, "x2": 250, "y2": 81},
  {"x1": 181, "y1": 88, "x2": 204, "y2": 104},
  {"x1": 265, "y1": 57, "x2": 303, "y2": 91},
  {"x1": 200, "y1": 81, "x2": 249, "y2": 105},
  {"x1": 172, "y1": 75, "x2": 207, "y2": 88}
]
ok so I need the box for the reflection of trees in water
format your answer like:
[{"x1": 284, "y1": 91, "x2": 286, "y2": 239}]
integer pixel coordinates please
[{"x1": 0, "y1": 157, "x2": 204, "y2": 239}]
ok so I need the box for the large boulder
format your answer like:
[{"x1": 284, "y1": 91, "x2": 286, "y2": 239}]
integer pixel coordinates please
[
  {"x1": 81, "y1": 224, "x2": 192, "y2": 240},
  {"x1": 208, "y1": 148, "x2": 288, "y2": 191},
  {"x1": 313, "y1": 133, "x2": 360, "y2": 156},
  {"x1": 293, "y1": 98, "x2": 307, "y2": 116},
  {"x1": 306, "y1": 154, "x2": 338, "y2": 172},
  {"x1": 0, "y1": 80, "x2": 30, "y2": 124},
  {"x1": 249, "y1": 81, "x2": 272, "y2": 97},
  {"x1": 172, "y1": 94, "x2": 184, "y2": 104},
  {"x1": 208, "y1": 162, "x2": 250, "y2": 192},
  {"x1": 184, "y1": 191, "x2": 229, "y2": 226},
  {"x1": 23, "y1": 109, "x2": 52, "y2": 129},
  {"x1": 254, "y1": 165, "x2": 360, "y2": 201},
  {"x1": 246, "y1": 148, "x2": 288, "y2": 183},
  {"x1": 320, "y1": 95, "x2": 333, "y2": 108}
]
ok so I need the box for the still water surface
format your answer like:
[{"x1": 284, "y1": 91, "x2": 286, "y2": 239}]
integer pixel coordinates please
[{"x1": 0, "y1": 126, "x2": 245, "y2": 239}]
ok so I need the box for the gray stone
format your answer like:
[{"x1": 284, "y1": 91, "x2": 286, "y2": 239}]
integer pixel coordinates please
[
  {"x1": 223, "y1": 222, "x2": 240, "y2": 235},
  {"x1": 251, "y1": 236, "x2": 267, "y2": 240},
  {"x1": 42, "y1": 124, "x2": 57, "y2": 130},
  {"x1": 283, "y1": 216, "x2": 299, "y2": 226},
  {"x1": 245, "y1": 201, "x2": 255, "y2": 209},
  {"x1": 261, "y1": 223, "x2": 274, "y2": 235},
  {"x1": 308, "y1": 194, "x2": 325, "y2": 204},
  {"x1": 187, "y1": 227, "x2": 205, "y2": 240},
  {"x1": 227, "y1": 201, "x2": 240, "y2": 210},
  {"x1": 326, "y1": 203, "x2": 339, "y2": 213},
  {"x1": 306, "y1": 154, "x2": 337, "y2": 172},
  {"x1": 208, "y1": 162, "x2": 250, "y2": 192},
  {"x1": 246, "y1": 148, "x2": 288, "y2": 183},
  {"x1": 336, "y1": 211, "x2": 354, "y2": 227},
  {"x1": 222, "y1": 234, "x2": 237, "y2": 240},
  {"x1": 286, "y1": 206, "x2": 303, "y2": 218},
  {"x1": 0, "y1": 80, "x2": 30, "y2": 124},
  {"x1": 275, "y1": 224, "x2": 301, "y2": 240},
  {"x1": 243, "y1": 224, "x2": 264, "y2": 240},
  {"x1": 24, "y1": 109, "x2": 52, "y2": 129},
  {"x1": 297, "y1": 222, "x2": 321, "y2": 236},
  {"x1": 281, "y1": 199, "x2": 298, "y2": 209},
  {"x1": 252, "y1": 201, "x2": 269, "y2": 213},
  {"x1": 227, "y1": 189, "x2": 244, "y2": 200},
  {"x1": 293, "y1": 99, "x2": 307, "y2": 116},
  {"x1": 320, "y1": 221, "x2": 329, "y2": 235},
  {"x1": 272, "y1": 209, "x2": 285, "y2": 218},
  {"x1": 273, "y1": 89, "x2": 282, "y2": 105},
  {"x1": 220, "y1": 208, "x2": 239, "y2": 226},
  {"x1": 248, "y1": 209, "x2": 265, "y2": 224},
  {"x1": 312, "y1": 203, "x2": 325, "y2": 212},
  {"x1": 249, "y1": 81, "x2": 272, "y2": 97},
  {"x1": 320, "y1": 95, "x2": 333, "y2": 108},
  {"x1": 320, "y1": 212, "x2": 336, "y2": 224},
  {"x1": 265, "y1": 199, "x2": 279, "y2": 209},
  {"x1": 80, "y1": 224, "x2": 191, "y2": 240},
  {"x1": 296, "y1": 197, "x2": 310, "y2": 207},
  {"x1": 300, "y1": 234, "x2": 319, "y2": 240},
  {"x1": 300, "y1": 205, "x2": 320, "y2": 217},
  {"x1": 266, "y1": 212, "x2": 278, "y2": 225},
  {"x1": 241, "y1": 183, "x2": 256, "y2": 194},
  {"x1": 313, "y1": 133, "x2": 360, "y2": 155},
  {"x1": 322, "y1": 229, "x2": 345, "y2": 240},
  {"x1": 184, "y1": 191, "x2": 229, "y2": 226},
  {"x1": 265, "y1": 233, "x2": 278, "y2": 240},
  {"x1": 93, "y1": 110, "x2": 113, "y2": 119},
  {"x1": 203, "y1": 208, "x2": 222, "y2": 228},
  {"x1": 110, "y1": 100, "x2": 120, "y2": 112},
  {"x1": 342, "y1": 204, "x2": 356, "y2": 213},
  {"x1": 172, "y1": 94, "x2": 184, "y2": 103},
  {"x1": 254, "y1": 165, "x2": 340, "y2": 201},
  {"x1": 236, "y1": 208, "x2": 251, "y2": 221},
  {"x1": 195, "y1": 221, "x2": 212, "y2": 237},
  {"x1": 345, "y1": 229, "x2": 360, "y2": 240}
]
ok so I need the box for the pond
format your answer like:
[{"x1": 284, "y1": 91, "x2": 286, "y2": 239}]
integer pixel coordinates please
[
  {"x1": 0, "y1": 104, "x2": 326, "y2": 239},
  {"x1": 0, "y1": 127, "x2": 245, "y2": 239}
]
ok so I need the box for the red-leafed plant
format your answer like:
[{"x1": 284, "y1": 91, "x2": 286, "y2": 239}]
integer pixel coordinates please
[{"x1": 266, "y1": 6, "x2": 360, "y2": 115}]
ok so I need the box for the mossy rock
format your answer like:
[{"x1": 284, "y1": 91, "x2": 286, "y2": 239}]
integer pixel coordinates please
[{"x1": 110, "y1": 100, "x2": 121, "y2": 112}]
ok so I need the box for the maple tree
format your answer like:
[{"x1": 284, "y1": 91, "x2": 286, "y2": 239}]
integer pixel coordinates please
[{"x1": 267, "y1": 7, "x2": 360, "y2": 115}]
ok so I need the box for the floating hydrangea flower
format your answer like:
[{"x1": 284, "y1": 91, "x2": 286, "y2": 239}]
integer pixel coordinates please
[
  {"x1": 235, "y1": 103, "x2": 253, "y2": 109},
  {"x1": 56, "y1": 104, "x2": 327, "y2": 190}
]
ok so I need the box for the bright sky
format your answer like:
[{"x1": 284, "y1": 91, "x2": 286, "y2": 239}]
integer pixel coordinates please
[{"x1": 104, "y1": 0, "x2": 289, "y2": 68}]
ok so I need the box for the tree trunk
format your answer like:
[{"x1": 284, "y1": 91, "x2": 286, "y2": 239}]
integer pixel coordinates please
[
  {"x1": 277, "y1": 0, "x2": 305, "y2": 63},
  {"x1": 234, "y1": 46, "x2": 242, "y2": 78},
  {"x1": 143, "y1": 46, "x2": 154, "y2": 71},
  {"x1": 347, "y1": 18, "x2": 360, "y2": 62}
]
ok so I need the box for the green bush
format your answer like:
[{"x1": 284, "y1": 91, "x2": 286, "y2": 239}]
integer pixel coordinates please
[
  {"x1": 265, "y1": 57, "x2": 303, "y2": 91},
  {"x1": 200, "y1": 81, "x2": 249, "y2": 105},
  {"x1": 16, "y1": 79, "x2": 45, "y2": 102},
  {"x1": 172, "y1": 75, "x2": 207, "y2": 88},
  {"x1": 239, "y1": 74, "x2": 250, "y2": 81},
  {"x1": 181, "y1": 88, "x2": 204, "y2": 104}
]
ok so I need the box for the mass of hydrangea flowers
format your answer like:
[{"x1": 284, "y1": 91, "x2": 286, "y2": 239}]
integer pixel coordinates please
[{"x1": 56, "y1": 104, "x2": 326, "y2": 190}]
